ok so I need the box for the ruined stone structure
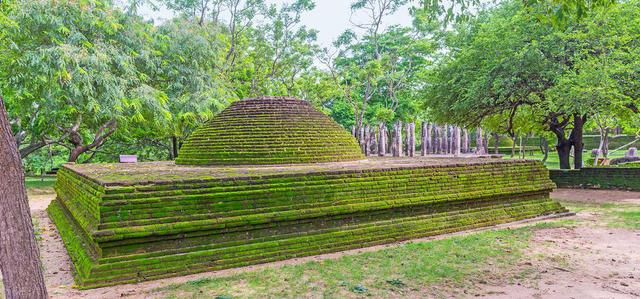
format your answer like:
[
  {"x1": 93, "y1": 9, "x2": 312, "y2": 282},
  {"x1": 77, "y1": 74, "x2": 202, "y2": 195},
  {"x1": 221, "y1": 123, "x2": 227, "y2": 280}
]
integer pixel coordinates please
[{"x1": 49, "y1": 97, "x2": 567, "y2": 289}]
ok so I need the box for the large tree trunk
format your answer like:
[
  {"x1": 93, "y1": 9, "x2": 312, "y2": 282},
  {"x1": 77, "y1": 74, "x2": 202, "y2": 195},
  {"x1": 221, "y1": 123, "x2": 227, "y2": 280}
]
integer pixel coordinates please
[
  {"x1": 0, "y1": 96, "x2": 48, "y2": 299},
  {"x1": 171, "y1": 136, "x2": 179, "y2": 159},
  {"x1": 570, "y1": 114, "x2": 587, "y2": 169},
  {"x1": 548, "y1": 114, "x2": 572, "y2": 169},
  {"x1": 556, "y1": 139, "x2": 571, "y2": 169}
]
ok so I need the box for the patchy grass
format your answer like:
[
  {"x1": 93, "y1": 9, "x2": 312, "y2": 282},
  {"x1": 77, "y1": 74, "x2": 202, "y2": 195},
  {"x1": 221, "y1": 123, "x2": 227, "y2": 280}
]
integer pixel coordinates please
[
  {"x1": 151, "y1": 225, "x2": 557, "y2": 299},
  {"x1": 148, "y1": 199, "x2": 640, "y2": 299},
  {"x1": 32, "y1": 217, "x2": 42, "y2": 243},
  {"x1": 25, "y1": 176, "x2": 56, "y2": 190},
  {"x1": 561, "y1": 200, "x2": 640, "y2": 230},
  {"x1": 503, "y1": 151, "x2": 626, "y2": 169},
  {"x1": 612, "y1": 209, "x2": 640, "y2": 230}
]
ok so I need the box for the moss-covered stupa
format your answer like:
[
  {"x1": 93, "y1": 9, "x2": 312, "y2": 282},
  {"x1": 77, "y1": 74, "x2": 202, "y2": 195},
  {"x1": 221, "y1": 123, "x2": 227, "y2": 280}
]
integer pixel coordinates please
[
  {"x1": 49, "y1": 97, "x2": 568, "y2": 289},
  {"x1": 176, "y1": 97, "x2": 364, "y2": 165}
]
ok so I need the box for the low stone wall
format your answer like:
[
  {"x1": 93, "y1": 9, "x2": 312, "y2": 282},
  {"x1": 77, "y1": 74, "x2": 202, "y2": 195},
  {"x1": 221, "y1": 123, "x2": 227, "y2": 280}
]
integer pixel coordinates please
[
  {"x1": 49, "y1": 159, "x2": 566, "y2": 289},
  {"x1": 550, "y1": 168, "x2": 640, "y2": 190}
]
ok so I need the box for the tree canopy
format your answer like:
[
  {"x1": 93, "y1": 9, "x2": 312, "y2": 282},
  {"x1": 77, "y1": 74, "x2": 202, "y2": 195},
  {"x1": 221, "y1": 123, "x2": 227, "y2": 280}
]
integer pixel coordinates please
[{"x1": 0, "y1": 0, "x2": 637, "y2": 171}]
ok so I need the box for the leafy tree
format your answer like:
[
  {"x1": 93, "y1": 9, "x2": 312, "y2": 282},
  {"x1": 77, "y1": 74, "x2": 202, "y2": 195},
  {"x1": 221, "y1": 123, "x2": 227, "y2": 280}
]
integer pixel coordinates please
[
  {"x1": 0, "y1": 9, "x2": 48, "y2": 296},
  {"x1": 425, "y1": 0, "x2": 640, "y2": 169},
  {"x1": 148, "y1": 18, "x2": 235, "y2": 158},
  {"x1": 0, "y1": 0, "x2": 169, "y2": 162}
]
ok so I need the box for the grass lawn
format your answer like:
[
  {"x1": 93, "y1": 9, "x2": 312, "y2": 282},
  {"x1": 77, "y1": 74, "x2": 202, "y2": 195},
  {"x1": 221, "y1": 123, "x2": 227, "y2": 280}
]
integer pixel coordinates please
[
  {"x1": 147, "y1": 198, "x2": 640, "y2": 299},
  {"x1": 24, "y1": 176, "x2": 56, "y2": 190},
  {"x1": 152, "y1": 224, "x2": 552, "y2": 299},
  {"x1": 502, "y1": 151, "x2": 627, "y2": 169}
]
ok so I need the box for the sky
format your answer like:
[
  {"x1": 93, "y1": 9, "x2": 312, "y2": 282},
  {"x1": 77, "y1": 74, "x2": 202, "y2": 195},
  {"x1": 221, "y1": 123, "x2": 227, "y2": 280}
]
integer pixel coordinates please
[{"x1": 138, "y1": 0, "x2": 414, "y2": 47}]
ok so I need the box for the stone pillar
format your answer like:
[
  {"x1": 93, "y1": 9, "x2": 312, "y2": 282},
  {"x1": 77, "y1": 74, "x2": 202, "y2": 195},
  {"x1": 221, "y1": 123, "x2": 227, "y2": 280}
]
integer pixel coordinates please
[
  {"x1": 442, "y1": 125, "x2": 449, "y2": 154},
  {"x1": 476, "y1": 127, "x2": 485, "y2": 155},
  {"x1": 434, "y1": 126, "x2": 440, "y2": 154},
  {"x1": 369, "y1": 126, "x2": 377, "y2": 156},
  {"x1": 408, "y1": 122, "x2": 415, "y2": 157},
  {"x1": 453, "y1": 126, "x2": 461, "y2": 156},
  {"x1": 378, "y1": 123, "x2": 386, "y2": 156},
  {"x1": 363, "y1": 125, "x2": 370, "y2": 156},
  {"x1": 392, "y1": 121, "x2": 403, "y2": 157},
  {"x1": 462, "y1": 129, "x2": 469, "y2": 153},
  {"x1": 421, "y1": 122, "x2": 430, "y2": 156},
  {"x1": 483, "y1": 131, "x2": 490, "y2": 154}
]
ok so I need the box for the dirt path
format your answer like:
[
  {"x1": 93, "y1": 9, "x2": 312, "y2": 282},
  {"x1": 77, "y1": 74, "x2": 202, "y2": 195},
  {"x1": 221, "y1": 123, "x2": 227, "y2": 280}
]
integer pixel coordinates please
[
  {"x1": 19, "y1": 189, "x2": 640, "y2": 298},
  {"x1": 470, "y1": 226, "x2": 640, "y2": 298}
]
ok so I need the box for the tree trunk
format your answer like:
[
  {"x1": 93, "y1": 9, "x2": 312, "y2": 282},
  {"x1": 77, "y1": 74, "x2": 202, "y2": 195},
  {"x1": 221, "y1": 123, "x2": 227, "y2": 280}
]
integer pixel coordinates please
[
  {"x1": 171, "y1": 136, "x2": 179, "y2": 159},
  {"x1": 602, "y1": 128, "x2": 609, "y2": 158},
  {"x1": 66, "y1": 120, "x2": 117, "y2": 163},
  {"x1": 570, "y1": 114, "x2": 586, "y2": 169},
  {"x1": 511, "y1": 134, "x2": 517, "y2": 158},
  {"x1": 556, "y1": 140, "x2": 571, "y2": 169},
  {"x1": 0, "y1": 97, "x2": 48, "y2": 299}
]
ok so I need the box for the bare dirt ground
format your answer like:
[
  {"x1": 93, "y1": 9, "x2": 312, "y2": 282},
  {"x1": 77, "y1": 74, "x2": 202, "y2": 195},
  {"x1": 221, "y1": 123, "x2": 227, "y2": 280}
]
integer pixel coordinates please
[{"x1": 12, "y1": 188, "x2": 640, "y2": 299}]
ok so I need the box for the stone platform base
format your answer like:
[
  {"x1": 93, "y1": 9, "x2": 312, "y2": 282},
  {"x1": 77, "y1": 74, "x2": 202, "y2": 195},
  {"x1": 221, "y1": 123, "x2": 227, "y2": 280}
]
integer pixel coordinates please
[{"x1": 49, "y1": 157, "x2": 566, "y2": 289}]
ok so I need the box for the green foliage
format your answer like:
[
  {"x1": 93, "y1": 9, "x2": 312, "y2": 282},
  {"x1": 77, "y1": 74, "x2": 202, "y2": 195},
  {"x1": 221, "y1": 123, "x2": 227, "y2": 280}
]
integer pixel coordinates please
[
  {"x1": 2, "y1": 0, "x2": 639, "y2": 165},
  {"x1": 425, "y1": 0, "x2": 640, "y2": 168}
]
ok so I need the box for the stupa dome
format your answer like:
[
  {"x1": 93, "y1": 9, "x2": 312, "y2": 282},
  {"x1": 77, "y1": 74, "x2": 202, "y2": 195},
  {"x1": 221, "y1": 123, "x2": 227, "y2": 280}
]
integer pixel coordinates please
[{"x1": 176, "y1": 97, "x2": 364, "y2": 165}]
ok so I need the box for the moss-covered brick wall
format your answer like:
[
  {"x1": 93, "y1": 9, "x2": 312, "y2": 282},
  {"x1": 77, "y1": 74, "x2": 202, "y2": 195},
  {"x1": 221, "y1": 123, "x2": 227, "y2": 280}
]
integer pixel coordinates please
[
  {"x1": 49, "y1": 159, "x2": 566, "y2": 289},
  {"x1": 550, "y1": 167, "x2": 640, "y2": 190},
  {"x1": 175, "y1": 97, "x2": 364, "y2": 165}
]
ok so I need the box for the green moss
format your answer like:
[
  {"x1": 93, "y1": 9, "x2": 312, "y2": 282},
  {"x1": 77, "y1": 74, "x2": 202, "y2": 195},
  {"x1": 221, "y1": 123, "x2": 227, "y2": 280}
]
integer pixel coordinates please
[
  {"x1": 50, "y1": 157, "x2": 566, "y2": 289},
  {"x1": 175, "y1": 97, "x2": 364, "y2": 165}
]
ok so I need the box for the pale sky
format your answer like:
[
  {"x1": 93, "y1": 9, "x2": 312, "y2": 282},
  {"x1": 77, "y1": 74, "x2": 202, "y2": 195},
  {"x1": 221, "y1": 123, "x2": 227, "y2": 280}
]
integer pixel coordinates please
[{"x1": 138, "y1": 0, "x2": 414, "y2": 47}]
